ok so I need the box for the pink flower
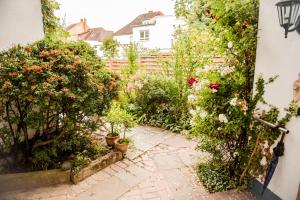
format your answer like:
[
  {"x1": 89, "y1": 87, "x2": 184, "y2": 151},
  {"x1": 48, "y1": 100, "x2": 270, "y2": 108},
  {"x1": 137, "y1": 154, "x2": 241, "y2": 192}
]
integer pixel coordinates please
[
  {"x1": 209, "y1": 83, "x2": 221, "y2": 92},
  {"x1": 187, "y1": 76, "x2": 198, "y2": 86}
]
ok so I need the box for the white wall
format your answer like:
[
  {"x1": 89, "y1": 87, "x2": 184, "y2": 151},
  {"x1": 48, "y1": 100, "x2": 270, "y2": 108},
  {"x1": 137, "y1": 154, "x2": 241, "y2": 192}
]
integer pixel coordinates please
[
  {"x1": 0, "y1": 0, "x2": 44, "y2": 51},
  {"x1": 85, "y1": 40, "x2": 104, "y2": 57},
  {"x1": 254, "y1": 0, "x2": 300, "y2": 199},
  {"x1": 114, "y1": 35, "x2": 132, "y2": 45},
  {"x1": 132, "y1": 16, "x2": 185, "y2": 51}
]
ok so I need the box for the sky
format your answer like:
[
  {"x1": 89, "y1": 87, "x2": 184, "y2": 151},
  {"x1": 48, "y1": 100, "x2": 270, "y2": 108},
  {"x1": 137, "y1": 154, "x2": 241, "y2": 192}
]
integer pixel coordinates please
[{"x1": 55, "y1": 0, "x2": 176, "y2": 31}]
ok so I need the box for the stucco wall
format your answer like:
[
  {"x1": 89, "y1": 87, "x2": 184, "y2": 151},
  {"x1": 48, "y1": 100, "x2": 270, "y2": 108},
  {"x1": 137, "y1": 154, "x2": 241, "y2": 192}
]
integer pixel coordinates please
[
  {"x1": 254, "y1": 0, "x2": 300, "y2": 199},
  {"x1": 132, "y1": 16, "x2": 185, "y2": 51},
  {"x1": 0, "y1": 0, "x2": 44, "y2": 51}
]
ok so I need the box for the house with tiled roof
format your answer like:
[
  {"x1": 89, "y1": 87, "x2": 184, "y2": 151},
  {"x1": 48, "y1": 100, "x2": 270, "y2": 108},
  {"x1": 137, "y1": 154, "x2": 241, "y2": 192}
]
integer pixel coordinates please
[
  {"x1": 66, "y1": 19, "x2": 113, "y2": 56},
  {"x1": 114, "y1": 11, "x2": 185, "y2": 57}
]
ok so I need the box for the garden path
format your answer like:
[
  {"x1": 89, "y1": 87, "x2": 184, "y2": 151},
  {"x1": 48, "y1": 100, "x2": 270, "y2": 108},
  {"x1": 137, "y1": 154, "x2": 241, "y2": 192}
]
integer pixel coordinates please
[{"x1": 3, "y1": 126, "x2": 254, "y2": 200}]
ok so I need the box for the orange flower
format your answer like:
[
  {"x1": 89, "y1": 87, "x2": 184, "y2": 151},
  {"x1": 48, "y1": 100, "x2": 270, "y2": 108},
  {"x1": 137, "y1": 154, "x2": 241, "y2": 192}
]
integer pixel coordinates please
[
  {"x1": 2, "y1": 81, "x2": 12, "y2": 90},
  {"x1": 8, "y1": 72, "x2": 18, "y2": 78},
  {"x1": 31, "y1": 84, "x2": 37, "y2": 91}
]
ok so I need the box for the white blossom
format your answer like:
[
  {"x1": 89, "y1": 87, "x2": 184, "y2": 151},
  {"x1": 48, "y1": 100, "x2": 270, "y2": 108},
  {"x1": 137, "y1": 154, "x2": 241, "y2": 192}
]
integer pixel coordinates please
[
  {"x1": 195, "y1": 68, "x2": 201, "y2": 76},
  {"x1": 189, "y1": 109, "x2": 197, "y2": 116},
  {"x1": 217, "y1": 127, "x2": 222, "y2": 131},
  {"x1": 219, "y1": 66, "x2": 235, "y2": 76},
  {"x1": 188, "y1": 94, "x2": 197, "y2": 102},
  {"x1": 230, "y1": 97, "x2": 238, "y2": 106},
  {"x1": 212, "y1": 89, "x2": 218, "y2": 93},
  {"x1": 233, "y1": 151, "x2": 239, "y2": 158},
  {"x1": 203, "y1": 65, "x2": 210, "y2": 72},
  {"x1": 260, "y1": 156, "x2": 267, "y2": 166},
  {"x1": 227, "y1": 41, "x2": 233, "y2": 49},
  {"x1": 218, "y1": 114, "x2": 228, "y2": 123},
  {"x1": 199, "y1": 111, "x2": 208, "y2": 119},
  {"x1": 135, "y1": 81, "x2": 143, "y2": 89},
  {"x1": 263, "y1": 140, "x2": 269, "y2": 149}
]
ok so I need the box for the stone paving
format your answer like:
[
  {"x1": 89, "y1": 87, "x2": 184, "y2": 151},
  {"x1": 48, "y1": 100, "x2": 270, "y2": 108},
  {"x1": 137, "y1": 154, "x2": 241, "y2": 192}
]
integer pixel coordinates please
[{"x1": 1, "y1": 126, "x2": 255, "y2": 200}]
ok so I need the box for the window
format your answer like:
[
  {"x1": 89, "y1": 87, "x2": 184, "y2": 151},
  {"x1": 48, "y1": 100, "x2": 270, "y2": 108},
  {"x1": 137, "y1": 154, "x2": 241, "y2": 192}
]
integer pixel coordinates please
[{"x1": 140, "y1": 30, "x2": 149, "y2": 41}]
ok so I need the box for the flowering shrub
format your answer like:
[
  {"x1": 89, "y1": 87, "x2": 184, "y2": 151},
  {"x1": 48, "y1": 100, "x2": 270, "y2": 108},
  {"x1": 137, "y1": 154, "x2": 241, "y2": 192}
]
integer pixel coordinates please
[
  {"x1": 176, "y1": 0, "x2": 298, "y2": 192},
  {"x1": 0, "y1": 38, "x2": 118, "y2": 170}
]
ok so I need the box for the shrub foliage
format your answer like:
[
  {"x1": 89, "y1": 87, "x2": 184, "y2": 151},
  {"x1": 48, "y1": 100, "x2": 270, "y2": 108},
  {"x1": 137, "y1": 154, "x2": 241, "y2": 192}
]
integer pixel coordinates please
[{"x1": 0, "y1": 39, "x2": 118, "y2": 169}]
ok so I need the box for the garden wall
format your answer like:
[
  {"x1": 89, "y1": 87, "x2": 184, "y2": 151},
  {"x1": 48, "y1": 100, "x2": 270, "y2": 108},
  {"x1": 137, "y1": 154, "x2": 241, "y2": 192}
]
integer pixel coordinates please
[
  {"x1": 254, "y1": 0, "x2": 300, "y2": 199},
  {"x1": 0, "y1": 0, "x2": 44, "y2": 50}
]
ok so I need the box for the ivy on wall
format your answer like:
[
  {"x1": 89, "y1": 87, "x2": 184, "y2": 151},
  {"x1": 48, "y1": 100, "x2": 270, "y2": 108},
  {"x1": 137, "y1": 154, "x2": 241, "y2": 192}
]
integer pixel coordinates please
[{"x1": 41, "y1": 0, "x2": 67, "y2": 38}]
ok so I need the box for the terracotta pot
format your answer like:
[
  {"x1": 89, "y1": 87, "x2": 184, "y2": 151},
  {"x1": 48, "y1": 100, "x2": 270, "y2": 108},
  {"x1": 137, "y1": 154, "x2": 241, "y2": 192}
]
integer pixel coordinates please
[
  {"x1": 114, "y1": 139, "x2": 129, "y2": 154},
  {"x1": 105, "y1": 134, "x2": 120, "y2": 147}
]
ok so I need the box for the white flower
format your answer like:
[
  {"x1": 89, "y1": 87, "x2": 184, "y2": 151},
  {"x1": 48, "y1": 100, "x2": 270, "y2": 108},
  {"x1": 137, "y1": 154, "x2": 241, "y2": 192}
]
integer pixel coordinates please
[
  {"x1": 195, "y1": 68, "x2": 201, "y2": 76},
  {"x1": 233, "y1": 151, "x2": 239, "y2": 158},
  {"x1": 189, "y1": 109, "x2": 197, "y2": 116},
  {"x1": 219, "y1": 66, "x2": 234, "y2": 76},
  {"x1": 218, "y1": 114, "x2": 228, "y2": 123},
  {"x1": 193, "y1": 82, "x2": 202, "y2": 92},
  {"x1": 217, "y1": 127, "x2": 222, "y2": 131},
  {"x1": 263, "y1": 140, "x2": 269, "y2": 149},
  {"x1": 230, "y1": 97, "x2": 238, "y2": 106},
  {"x1": 135, "y1": 81, "x2": 143, "y2": 89},
  {"x1": 188, "y1": 94, "x2": 197, "y2": 102},
  {"x1": 203, "y1": 65, "x2": 210, "y2": 72},
  {"x1": 227, "y1": 41, "x2": 233, "y2": 49},
  {"x1": 199, "y1": 111, "x2": 208, "y2": 119},
  {"x1": 212, "y1": 89, "x2": 218, "y2": 93},
  {"x1": 260, "y1": 156, "x2": 267, "y2": 166}
]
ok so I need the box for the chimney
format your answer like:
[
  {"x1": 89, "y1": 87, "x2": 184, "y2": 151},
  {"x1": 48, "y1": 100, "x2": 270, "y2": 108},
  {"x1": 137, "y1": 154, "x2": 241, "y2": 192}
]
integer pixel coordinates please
[{"x1": 82, "y1": 18, "x2": 88, "y2": 32}]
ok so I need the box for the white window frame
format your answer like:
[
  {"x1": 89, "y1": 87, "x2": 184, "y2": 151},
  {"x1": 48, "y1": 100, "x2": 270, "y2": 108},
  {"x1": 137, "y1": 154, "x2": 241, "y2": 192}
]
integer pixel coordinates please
[{"x1": 140, "y1": 30, "x2": 150, "y2": 41}]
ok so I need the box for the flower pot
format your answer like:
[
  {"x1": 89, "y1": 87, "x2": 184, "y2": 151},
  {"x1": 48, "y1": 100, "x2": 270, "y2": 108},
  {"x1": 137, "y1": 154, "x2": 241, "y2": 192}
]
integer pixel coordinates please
[
  {"x1": 105, "y1": 134, "x2": 120, "y2": 147},
  {"x1": 114, "y1": 139, "x2": 129, "y2": 154}
]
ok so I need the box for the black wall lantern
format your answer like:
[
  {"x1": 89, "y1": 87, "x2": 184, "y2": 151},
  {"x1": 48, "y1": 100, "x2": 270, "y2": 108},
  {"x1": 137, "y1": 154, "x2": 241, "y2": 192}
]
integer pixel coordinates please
[{"x1": 276, "y1": 0, "x2": 300, "y2": 38}]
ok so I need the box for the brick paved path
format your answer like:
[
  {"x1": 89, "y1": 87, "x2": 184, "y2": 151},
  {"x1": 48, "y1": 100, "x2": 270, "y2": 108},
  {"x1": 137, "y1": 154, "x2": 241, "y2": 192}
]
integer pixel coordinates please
[{"x1": 1, "y1": 126, "x2": 254, "y2": 200}]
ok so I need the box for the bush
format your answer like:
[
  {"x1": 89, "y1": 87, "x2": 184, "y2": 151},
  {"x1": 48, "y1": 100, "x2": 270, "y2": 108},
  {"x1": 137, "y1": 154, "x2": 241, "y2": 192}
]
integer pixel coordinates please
[
  {"x1": 133, "y1": 75, "x2": 191, "y2": 132},
  {"x1": 0, "y1": 38, "x2": 118, "y2": 170}
]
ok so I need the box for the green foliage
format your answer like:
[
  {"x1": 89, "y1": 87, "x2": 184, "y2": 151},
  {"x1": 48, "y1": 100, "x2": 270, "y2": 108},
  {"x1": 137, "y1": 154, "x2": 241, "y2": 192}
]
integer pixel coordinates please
[
  {"x1": 101, "y1": 38, "x2": 119, "y2": 59},
  {"x1": 0, "y1": 38, "x2": 118, "y2": 169},
  {"x1": 121, "y1": 43, "x2": 139, "y2": 77},
  {"x1": 41, "y1": 0, "x2": 67, "y2": 38},
  {"x1": 105, "y1": 102, "x2": 136, "y2": 136},
  {"x1": 197, "y1": 163, "x2": 238, "y2": 192},
  {"x1": 133, "y1": 75, "x2": 191, "y2": 132},
  {"x1": 175, "y1": 0, "x2": 298, "y2": 192}
]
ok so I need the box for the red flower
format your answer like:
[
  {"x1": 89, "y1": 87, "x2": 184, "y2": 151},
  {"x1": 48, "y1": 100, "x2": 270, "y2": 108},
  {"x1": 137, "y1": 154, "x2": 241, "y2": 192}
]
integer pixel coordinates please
[
  {"x1": 187, "y1": 76, "x2": 198, "y2": 86},
  {"x1": 209, "y1": 82, "x2": 221, "y2": 91},
  {"x1": 242, "y1": 21, "x2": 248, "y2": 29}
]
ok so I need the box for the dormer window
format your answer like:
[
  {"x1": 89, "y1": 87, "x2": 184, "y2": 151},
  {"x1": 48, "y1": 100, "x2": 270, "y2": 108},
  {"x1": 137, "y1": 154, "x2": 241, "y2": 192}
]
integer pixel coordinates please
[{"x1": 140, "y1": 30, "x2": 149, "y2": 41}]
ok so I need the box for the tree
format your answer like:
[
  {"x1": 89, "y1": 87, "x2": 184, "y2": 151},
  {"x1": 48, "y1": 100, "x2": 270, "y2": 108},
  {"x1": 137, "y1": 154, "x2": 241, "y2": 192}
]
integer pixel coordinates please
[{"x1": 101, "y1": 37, "x2": 119, "y2": 59}]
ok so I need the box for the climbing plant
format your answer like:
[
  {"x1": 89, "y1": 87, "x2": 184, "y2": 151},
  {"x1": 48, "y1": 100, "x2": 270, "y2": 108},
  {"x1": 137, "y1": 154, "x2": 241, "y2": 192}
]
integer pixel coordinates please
[
  {"x1": 41, "y1": 0, "x2": 67, "y2": 38},
  {"x1": 175, "y1": 0, "x2": 298, "y2": 192}
]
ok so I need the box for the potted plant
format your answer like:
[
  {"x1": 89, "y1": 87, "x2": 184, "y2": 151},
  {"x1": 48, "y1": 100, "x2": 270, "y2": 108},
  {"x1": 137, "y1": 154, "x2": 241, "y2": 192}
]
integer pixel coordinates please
[
  {"x1": 114, "y1": 111, "x2": 135, "y2": 154},
  {"x1": 104, "y1": 102, "x2": 134, "y2": 148}
]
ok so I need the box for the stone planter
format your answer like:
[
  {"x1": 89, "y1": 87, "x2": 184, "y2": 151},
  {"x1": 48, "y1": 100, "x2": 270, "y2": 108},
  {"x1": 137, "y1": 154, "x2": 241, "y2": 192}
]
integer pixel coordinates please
[
  {"x1": 0, "y1": 169, "x2": 70, "y2": 193},
  {"x1": 71, "y1": 151, "x2": 123, "y2": 184},
  {"x1": 114, "y1": 139, "x2": 129, "y2": 154},
  {"x1": 105, "y1": 134, "x2": 120, "y2": 147}
]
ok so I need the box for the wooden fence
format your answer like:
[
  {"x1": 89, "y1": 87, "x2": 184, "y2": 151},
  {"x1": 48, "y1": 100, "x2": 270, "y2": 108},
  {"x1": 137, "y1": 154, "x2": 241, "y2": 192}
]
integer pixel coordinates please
[
  {"x1": 106, "y1": 54, "x2": 224, "y2": 74},
  {"x1": 106, "y1": 54, "x2": 171, "y2": 74}
]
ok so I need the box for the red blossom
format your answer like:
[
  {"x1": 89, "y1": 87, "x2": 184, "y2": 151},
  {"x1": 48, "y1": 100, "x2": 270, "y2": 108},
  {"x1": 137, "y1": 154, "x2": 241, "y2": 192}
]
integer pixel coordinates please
[
  {"x1": 209, "y1": 82, "x2": 221, "y2": 91},
  {"x1": 187, "y1": 76, "x2": 198, "y2": 86},
  {"x1": 242, "y1": 21, "x2": 249, "y2": 29}
]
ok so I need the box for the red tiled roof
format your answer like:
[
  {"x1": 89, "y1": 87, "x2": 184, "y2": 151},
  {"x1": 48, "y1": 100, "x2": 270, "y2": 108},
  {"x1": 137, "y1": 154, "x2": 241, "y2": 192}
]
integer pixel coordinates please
[
  {"x1": 78, "y1": 27, "x2": 114, "y2": 42},
  {"x1": 114, "y1": 11, "x2": 164, "y2": 36}
]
